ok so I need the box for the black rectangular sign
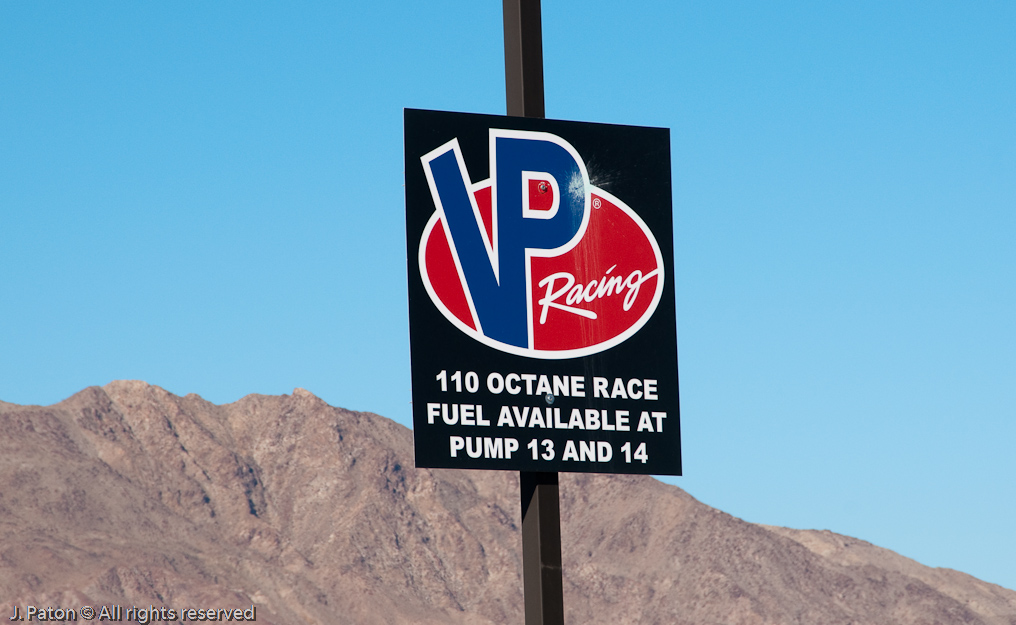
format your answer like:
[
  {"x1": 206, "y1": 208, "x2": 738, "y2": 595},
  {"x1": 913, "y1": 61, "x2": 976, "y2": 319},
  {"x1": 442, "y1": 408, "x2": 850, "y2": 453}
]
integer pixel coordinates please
[{"x1": 405, "y1": 108, "x2": 681, "y2": 475}]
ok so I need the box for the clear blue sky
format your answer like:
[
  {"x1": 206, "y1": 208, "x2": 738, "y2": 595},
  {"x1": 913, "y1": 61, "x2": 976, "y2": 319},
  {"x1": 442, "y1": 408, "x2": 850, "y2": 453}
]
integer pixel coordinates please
[{"x1": 2, "y1": 1, "x2": 1013, "y2": 591}]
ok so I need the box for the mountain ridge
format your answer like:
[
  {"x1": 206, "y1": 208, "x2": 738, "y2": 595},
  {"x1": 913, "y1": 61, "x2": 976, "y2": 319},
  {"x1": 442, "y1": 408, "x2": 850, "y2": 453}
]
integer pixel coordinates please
[{"x1": 1, "y1": 381, "x2": 1013, "y2": 624}]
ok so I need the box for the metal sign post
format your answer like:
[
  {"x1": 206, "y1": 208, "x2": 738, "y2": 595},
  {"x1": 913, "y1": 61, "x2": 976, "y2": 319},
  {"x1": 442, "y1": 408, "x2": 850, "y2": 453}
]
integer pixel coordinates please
[
  {"x1": 519, "y1": 470, "x2": 563, "y2": 624},
  {"x1": 503, "y1": 0, "x2": 545, "y2": 119},
  {"x1": 503, "y1": 2, "x2": 563, "y2": 624}
]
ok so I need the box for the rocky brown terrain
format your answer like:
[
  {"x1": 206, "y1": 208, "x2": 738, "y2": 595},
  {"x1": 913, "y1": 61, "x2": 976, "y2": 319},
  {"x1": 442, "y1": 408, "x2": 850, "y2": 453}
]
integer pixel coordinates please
[{"x1": 1, "y1": 381, "x2": 1014, "y2": 624}]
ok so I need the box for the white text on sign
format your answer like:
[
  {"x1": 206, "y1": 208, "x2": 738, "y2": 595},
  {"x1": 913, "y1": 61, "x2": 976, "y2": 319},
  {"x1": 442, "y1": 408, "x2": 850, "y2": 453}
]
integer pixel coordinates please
[{"x1": 435, "y1": 370, "x2": 658, "y2": 400}]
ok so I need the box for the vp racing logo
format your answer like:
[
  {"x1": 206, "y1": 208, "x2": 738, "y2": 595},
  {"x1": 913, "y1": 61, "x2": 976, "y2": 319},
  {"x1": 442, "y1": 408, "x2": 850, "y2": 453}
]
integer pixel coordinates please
[{"x1": 419, "y1": 129, "x2": 664, "y2": 359}]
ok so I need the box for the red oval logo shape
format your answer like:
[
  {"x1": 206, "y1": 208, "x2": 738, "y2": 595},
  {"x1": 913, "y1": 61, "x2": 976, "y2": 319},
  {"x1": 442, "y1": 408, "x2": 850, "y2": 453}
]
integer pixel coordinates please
[{"x1": 420, "y1": 175, "x2": 664, "y2": 359}]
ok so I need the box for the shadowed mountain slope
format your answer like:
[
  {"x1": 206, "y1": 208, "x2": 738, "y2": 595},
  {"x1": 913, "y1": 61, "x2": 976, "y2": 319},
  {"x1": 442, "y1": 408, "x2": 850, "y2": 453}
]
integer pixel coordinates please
[{"x1": 1, "y1": 381, "x2": 1013, "y2": 624}]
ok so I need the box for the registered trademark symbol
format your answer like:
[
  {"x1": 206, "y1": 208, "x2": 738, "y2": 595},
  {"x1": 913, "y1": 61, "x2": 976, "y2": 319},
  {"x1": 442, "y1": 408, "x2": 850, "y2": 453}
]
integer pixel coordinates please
[{"x1": 592, "y1": 197, "x2": 602, "y2": 209}]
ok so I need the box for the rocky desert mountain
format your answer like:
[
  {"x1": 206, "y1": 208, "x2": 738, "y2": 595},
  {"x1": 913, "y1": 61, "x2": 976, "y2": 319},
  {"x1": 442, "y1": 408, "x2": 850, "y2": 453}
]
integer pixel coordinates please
[{"x1": 1, "y1": 381, "x2": 1014, "y2": 624}]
